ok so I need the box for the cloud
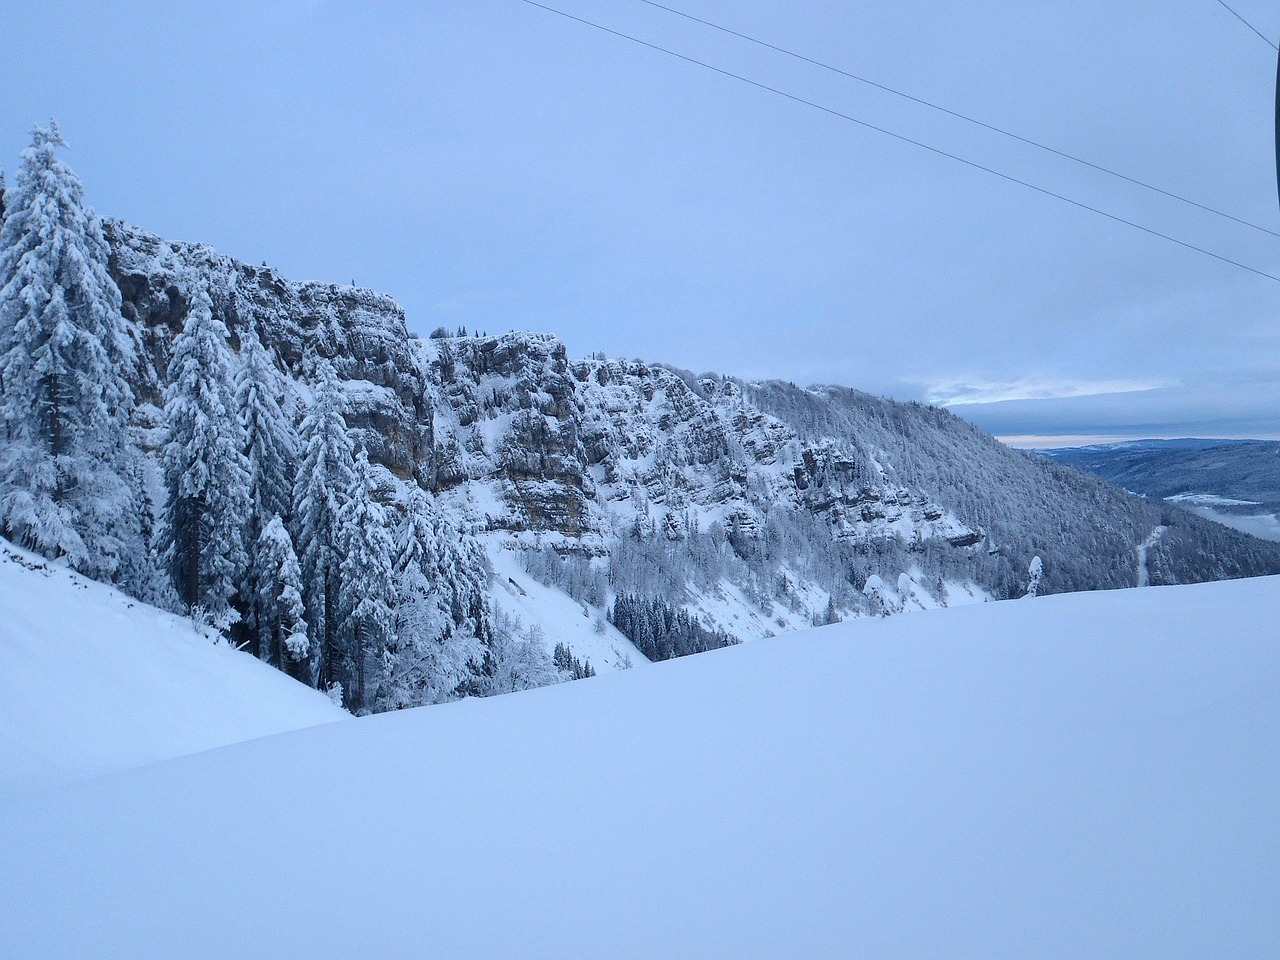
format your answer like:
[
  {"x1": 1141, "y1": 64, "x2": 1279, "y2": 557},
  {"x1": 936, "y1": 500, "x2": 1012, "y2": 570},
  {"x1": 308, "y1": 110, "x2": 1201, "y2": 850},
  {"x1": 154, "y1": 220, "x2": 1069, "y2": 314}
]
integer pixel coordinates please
[
  {"x1": 924, "y1": 377, "x2": 1172, "y2": 407},
  {"x1": 941, "y1": 374, "x2": 1280, "y2": 441}
]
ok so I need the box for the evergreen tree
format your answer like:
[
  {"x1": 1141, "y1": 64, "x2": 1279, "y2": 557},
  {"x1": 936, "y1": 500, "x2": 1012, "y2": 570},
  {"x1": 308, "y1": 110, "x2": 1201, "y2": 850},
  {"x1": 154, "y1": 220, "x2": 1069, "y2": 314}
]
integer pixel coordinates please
[
  {"x1": 448, "y1": 532, "x2": 495, "y2": 647},
  {"x1": 1025, "y1": 555, "x2": 1044, "y2": 598},
  {"x1": 0, "y1": 121, "x2": 143, "y2": 581},
  {"x1": 256, "y1": 515, "x2": 309, "y2": 681},
  {"x1": 337, "y1": 450, "x2": 394, "y2": 711},
  {"x1": 236, "y1": 327, "x2": 298, "y2": 655},
  {"x1": 608, "y1": 592, "x2": 733, "y2": 661},
  {"x1": 160, "y1": 284, "x2": 250, "y2": 631},
  {"x1": 117, "y1": 453, "x2": 179, "y2": 612},
  {"x1": 553, "y1": 642, "x2": 595, "y2": 680},
  {"x1": 293, "y1": 362, "x2": 355, "y2": 693},
  {"x1": 373, "y1": 489, "x2": 483, "y2": 711}
]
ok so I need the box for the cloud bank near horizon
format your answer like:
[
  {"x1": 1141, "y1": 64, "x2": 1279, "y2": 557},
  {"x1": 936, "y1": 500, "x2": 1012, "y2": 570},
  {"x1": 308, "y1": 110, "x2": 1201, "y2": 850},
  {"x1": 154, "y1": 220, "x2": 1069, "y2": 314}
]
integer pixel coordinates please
[{"x1": 944, "y1": 373, "x2": 1280, "y2": 442}]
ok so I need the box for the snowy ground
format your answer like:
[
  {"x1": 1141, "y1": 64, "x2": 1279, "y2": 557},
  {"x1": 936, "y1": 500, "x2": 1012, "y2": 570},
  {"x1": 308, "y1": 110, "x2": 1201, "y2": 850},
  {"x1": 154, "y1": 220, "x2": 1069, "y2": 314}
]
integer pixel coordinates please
[
  {"x1": 0, "y1": 541, "x2": 346, "y2": 792},
  {"x1": 2, "y1": 574, "x2": 1276, "y2": 958},
  {"x1": 486, "y1": 542, "x2": 646, "y2": 671}
]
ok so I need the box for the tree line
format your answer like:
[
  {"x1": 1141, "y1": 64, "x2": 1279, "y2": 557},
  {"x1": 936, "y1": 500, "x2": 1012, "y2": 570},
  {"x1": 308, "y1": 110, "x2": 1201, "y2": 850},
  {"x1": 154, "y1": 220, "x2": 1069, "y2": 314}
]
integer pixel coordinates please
[{"x1": 0, "y1": 121, "x2": 570, "y2": 712}]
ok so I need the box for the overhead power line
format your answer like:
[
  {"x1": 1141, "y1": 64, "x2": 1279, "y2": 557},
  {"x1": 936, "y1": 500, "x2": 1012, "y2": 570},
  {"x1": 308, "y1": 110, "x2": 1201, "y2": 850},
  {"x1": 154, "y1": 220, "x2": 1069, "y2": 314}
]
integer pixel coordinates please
[
  {"x1": 1211, "y1": 0, "x2": 1279, "y2": 51},
  {"x1": 634, "y1": 0, "x2": 1280, "y2": 239},
  {"x1": 517, "y1": 0, "x2": 1280, "y2": 284}
]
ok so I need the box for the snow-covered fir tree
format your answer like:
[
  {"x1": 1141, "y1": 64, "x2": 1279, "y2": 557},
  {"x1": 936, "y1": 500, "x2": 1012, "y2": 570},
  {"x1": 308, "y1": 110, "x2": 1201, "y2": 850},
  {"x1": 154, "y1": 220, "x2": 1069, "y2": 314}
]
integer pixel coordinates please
[
  {"x1": 116, "y1": 453, "x2": 178, "y2": 612},
  {"x1": 160, "y1": 284, "x2": 251, "y2": 632},
  {"x1": 256, "y1": 514, "x2": 310, "y2": 682},
  {"x1": 446, "y1": 532, "x2": 495, "y2": 650},
  {"x1": 236, "y1": 327, "x2": 298, "y2": 656},
  {"x1": 552, "y1": 642, "x2": 595, "y2": 680},
  {"x1": 862, "y1": 575, "x2": 898, "y2": 618},
  {"x1": 1025, "y1": 556, "x2": 1043, "y2": 598},
  {"x1": 0, "y1": 121, "x2": 144, "y2": 582},
  {"x1": 373, "y1": 488, "x2": 483, "y2": 711},
  {"x1": 336, "y1": 450, "x2": 394, "y2": 712},
  {"x1": 237, "y1": 328, "x2": 295, "y2": 524},
  {"x1": 293, "y1": 362, "x2": 356, "y2": 695}
]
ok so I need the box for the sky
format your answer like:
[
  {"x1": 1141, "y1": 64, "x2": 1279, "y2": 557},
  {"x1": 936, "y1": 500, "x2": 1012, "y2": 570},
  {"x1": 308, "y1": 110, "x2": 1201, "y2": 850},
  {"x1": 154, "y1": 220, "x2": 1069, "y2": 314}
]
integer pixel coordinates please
[{"x1": 2, "y1": 0, "x2": 1278, "y2": 445}]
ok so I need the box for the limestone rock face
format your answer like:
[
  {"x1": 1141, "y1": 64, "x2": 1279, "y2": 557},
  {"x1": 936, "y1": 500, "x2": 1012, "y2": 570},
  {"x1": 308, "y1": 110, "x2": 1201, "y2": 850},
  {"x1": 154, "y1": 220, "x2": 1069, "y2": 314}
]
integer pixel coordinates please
[
  {"x1": 419, "y1": 339, "x2": 975, "y2": 554},
  {"x1": 104, "y1": 216, "x2": 976, "y2": 553},
  {"x1": 424, "y1": 332, "x2": 593, "y2": 535},
  {"x1": 106, "y1": 219, "x2": 433, "y2": 483}
]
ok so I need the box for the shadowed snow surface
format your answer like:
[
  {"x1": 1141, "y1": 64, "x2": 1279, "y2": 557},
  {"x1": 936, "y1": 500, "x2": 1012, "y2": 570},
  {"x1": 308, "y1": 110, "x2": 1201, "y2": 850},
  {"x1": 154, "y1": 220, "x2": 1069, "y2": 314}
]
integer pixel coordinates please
[
  {"x1": 2, "y1": 575, "x2": 1277, "y2": 958},
  {"x1": 0, "y1": 543, "x2": 347, "y2": 792}
]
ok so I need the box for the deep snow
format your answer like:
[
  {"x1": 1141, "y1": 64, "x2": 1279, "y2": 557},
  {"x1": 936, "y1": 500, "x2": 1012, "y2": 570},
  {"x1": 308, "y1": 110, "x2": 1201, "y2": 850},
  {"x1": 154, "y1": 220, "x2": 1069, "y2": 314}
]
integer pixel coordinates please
[
  {"x1": 0, "y1": 541, "x2": 346, "y2": 792},
  {"x1": 2, "y1": 574, "x2": 1276, "y2": 958}
]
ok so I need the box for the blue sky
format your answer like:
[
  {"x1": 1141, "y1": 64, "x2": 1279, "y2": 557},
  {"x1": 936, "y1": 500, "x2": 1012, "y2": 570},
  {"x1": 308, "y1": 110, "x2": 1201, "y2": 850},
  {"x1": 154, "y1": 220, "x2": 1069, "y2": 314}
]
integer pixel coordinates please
[{"x1": 3, "y1": 1, "x2": 1278, "y2": 444}]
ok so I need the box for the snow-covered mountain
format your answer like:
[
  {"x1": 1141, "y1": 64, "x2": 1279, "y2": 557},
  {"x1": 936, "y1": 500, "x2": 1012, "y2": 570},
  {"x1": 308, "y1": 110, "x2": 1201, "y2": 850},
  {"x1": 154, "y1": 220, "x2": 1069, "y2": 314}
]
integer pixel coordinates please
[
  {"x1": 102, "y1": 218, "x2": 1280, "y2": 664},
  {"x1": 0, "y1": 538, "x2": 345, "y2": 792},
  {"x1": 3, "y1": 572, "x2": 1276, "y2": 958}
]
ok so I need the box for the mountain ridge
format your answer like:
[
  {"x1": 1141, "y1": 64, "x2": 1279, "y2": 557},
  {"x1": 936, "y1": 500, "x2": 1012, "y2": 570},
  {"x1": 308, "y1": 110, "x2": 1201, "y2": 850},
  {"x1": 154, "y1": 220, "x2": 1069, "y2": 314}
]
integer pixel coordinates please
[{"x1": 99, "y1": 216, "x2": 1280, "y2": 657}]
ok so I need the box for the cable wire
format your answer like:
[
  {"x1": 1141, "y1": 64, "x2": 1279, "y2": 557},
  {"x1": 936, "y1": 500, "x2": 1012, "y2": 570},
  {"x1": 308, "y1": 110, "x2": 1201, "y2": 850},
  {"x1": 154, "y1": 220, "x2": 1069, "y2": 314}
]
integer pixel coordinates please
[
  {"x1": 634, "y1": 0, "x2": 1280, "y2": 239},
  {"x1": 1211, "y1": 0, "x2": 1278, "y2": 51},
  {"x1": 518, "y1": 0, "x2": 1280, "y2": 283}
]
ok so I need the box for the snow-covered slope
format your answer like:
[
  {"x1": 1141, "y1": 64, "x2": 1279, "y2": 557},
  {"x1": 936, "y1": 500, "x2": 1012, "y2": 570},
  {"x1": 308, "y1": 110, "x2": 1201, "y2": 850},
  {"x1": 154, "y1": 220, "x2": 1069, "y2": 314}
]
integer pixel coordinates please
[
  {"x1": 486, "y1": 541, "x2": 646, "y2": 670},
  {"x1": 0, "y1": 541, "x2": 347, "y2": 792},
  {"x1": 3, "y1": 576, "x2": 1275, "y2": 958}
]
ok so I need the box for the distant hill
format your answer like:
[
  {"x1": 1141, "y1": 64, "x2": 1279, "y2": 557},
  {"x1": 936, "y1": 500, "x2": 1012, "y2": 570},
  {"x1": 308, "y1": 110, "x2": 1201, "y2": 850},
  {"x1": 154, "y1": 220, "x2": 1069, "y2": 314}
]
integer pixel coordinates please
[
  {"x1": 1041, "y1": 439, "x2": 1280, "y2": 505},
  {"x1": 1040, "y1": 439, "x2": 1280, "y2": 542}
]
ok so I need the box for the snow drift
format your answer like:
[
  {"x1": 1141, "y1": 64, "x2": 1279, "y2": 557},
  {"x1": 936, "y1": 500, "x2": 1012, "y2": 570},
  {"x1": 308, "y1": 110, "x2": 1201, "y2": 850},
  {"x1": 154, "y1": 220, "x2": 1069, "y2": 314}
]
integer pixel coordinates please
[
  {"x1": 2, "y1": 575, "x2": 1276, "y2": 958},
  {"x1": 0, "y1": 541, "x2": 346, "y2": 792}
]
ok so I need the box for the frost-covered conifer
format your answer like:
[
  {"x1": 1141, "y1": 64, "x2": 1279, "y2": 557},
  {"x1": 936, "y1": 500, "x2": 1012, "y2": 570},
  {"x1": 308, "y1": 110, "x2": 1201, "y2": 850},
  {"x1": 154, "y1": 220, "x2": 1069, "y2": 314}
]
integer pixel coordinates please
[
  {"x1": 0, "y1": 122, "x2": 143, "y2": 581},
  {"x1": 336, "y1": 450, "x2": 394, "y2": 711},
  {"x1": 236, "y1": 328, "x2": 298, "y2": 654},
  {"x1": 552, "y1": 642, "x2": 595, "y2": 680},
  {"x1": 862, "y1": 575, "x2": 898, "y2": 618},
  {"x1": 160, "y1": 285, "x2": 250, "y2": 632},
  {"x1": 117, "y1": 453, "x2": 179, "y2": 612},
  {"x1": 1025, "y1": 555, "x2": 1043, "y2": 598},
  {"x1": 293, "y1": 362, "x2": 355, "y2": 693},
  {"x1": 372, "y1": 489, "x2": 482, "y2": 711},
  {"x1": 237, "y1": 329, "x2": 295, "y2": 524},
  {"x1": 256, "y1": 515, "x2": 309, "y2": 680},
  {"x1": 451, "y1": 534, "x2": 495, "y2": 644}
]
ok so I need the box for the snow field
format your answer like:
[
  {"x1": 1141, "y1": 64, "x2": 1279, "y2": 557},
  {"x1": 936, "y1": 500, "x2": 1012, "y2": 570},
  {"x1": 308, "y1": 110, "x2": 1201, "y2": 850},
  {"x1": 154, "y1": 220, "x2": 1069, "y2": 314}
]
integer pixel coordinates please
[
  {"x1": 0, "y1": 542, "x2": 347, "y2": 792},
  {"x1": 2, "y1": 574, "x2": 1276, "y2": 958}
]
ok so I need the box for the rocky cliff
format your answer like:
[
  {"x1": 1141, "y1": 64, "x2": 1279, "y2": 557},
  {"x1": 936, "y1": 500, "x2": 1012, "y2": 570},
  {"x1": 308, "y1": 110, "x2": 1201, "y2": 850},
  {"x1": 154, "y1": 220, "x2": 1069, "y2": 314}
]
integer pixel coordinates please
[{"x1": 103, "y1": 219, "x2": 1280, "y2": 647}]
